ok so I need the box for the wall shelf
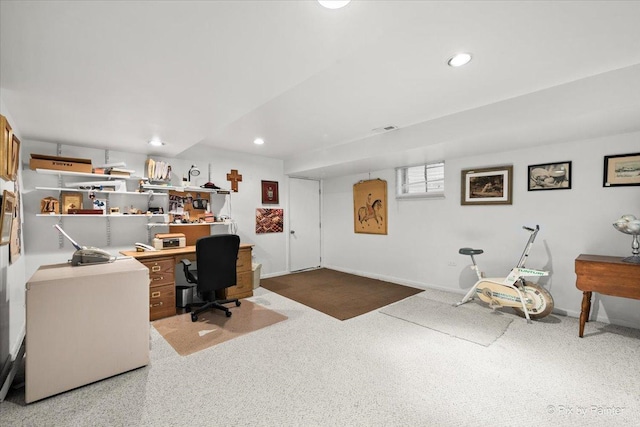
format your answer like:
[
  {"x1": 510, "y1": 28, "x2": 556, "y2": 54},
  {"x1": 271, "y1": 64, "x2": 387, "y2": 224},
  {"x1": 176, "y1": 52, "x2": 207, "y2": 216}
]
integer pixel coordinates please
[
  {"x1": 36, "y1": 214, "x2": 167, "y2": 218},
  {"x1": 34, "y1": 168, "x2": 144, "y2": 180},
  {"x1": 35, "y1": 187, "x2": 167, "y2": 196},
  {"x1": 141, "y1": 184, "x2": 231, "y2": 194}
]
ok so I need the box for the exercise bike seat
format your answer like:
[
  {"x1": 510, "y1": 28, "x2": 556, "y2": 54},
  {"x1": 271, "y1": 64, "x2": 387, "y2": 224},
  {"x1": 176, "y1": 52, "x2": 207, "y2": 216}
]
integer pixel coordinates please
[{"x1": 459, "y1": 247, "x2": 484, "y2": 255}]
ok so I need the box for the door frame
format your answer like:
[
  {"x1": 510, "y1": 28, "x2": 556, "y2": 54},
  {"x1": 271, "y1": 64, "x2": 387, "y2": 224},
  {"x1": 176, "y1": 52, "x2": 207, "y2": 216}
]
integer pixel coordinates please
[{"x1": 287, "y1": 176, "x2": 322, "y2": 273}]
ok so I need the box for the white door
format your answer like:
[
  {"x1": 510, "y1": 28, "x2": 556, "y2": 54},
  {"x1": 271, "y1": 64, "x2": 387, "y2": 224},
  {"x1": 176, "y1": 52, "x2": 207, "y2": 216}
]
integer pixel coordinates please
[{"x1": 289, "y1": 178, "x2": 321, "y2": 271}]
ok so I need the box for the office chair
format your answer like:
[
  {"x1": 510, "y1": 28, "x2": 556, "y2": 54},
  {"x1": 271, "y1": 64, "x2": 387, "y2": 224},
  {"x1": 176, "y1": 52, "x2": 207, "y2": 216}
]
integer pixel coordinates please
[{"x1": 181, "y1": 234, "x2": 241, "y2": 322}]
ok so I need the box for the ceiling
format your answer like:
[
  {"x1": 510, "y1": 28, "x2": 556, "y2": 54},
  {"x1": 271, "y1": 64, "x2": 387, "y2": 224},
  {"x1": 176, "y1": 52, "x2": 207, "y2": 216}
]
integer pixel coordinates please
[{"x1": 2, "y1": 1, "x2": 640, "y2": 179}]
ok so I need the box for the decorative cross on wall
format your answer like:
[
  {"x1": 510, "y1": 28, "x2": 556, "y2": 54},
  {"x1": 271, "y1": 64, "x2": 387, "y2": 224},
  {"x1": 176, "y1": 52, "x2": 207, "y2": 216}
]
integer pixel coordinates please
[{"x1": 226, "y1": 169, "x2": 243, "y2": 192}]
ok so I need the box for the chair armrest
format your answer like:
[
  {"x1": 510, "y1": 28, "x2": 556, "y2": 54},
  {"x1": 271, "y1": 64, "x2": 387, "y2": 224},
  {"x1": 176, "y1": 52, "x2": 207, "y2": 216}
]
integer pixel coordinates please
[{"x1": 180, "y1": 259, "x2": 197, "y2": 284}]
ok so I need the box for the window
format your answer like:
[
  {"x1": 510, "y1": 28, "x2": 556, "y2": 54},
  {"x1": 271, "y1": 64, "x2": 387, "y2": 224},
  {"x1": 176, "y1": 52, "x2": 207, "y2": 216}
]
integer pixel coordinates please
[{"x1": 396, "y1": 162, "x2": 445, "y2": 199}]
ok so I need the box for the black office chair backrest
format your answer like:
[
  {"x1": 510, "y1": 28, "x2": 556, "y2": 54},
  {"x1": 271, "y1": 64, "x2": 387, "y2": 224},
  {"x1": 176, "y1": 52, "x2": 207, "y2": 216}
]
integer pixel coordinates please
[{"x1": 195, "y1": 234, "x2": 240, "y2": 293}]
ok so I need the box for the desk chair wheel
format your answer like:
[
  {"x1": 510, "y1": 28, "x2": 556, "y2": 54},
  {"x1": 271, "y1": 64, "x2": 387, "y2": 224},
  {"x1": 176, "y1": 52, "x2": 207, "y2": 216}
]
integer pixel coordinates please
[
  {"x1": 191, "y1": 313, "x2": 198, "y2": 322},
  {"x1": 225, "y1": 311, "x2": 232, "y2": 318},
  {"x1": 236, "y1": 300, "x2": 241, "y2": 307}
]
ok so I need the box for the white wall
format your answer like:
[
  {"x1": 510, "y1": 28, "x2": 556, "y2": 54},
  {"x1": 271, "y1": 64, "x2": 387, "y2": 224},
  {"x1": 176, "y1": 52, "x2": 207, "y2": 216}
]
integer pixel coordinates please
[
  {"x1": 322, "y1": 132, "x2": 640, "y2": 328},
  {"x1": 21, "y1": 141, "x2": 289, "y2": 280},
  {"x1": 0, "y1": 98, "x2": 27, "y2": 371}
]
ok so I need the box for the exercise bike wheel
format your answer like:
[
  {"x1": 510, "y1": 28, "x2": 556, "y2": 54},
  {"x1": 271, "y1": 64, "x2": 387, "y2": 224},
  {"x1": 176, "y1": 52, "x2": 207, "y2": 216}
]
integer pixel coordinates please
[{"x1": 512, "y1": 281, "x2": 554, "y2": 320}]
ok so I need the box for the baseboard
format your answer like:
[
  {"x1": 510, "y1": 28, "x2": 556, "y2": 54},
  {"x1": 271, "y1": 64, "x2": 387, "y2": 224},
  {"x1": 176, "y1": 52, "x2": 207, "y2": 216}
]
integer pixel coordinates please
[{"x1": 321, "y1": 264, "x2": 640, "y2": 330}]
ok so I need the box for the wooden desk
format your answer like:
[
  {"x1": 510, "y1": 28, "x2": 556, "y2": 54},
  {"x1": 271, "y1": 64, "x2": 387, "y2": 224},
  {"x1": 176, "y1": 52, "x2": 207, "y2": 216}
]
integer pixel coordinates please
[
  {"x1": 575, "y1": 254, "x2": 640, "y2": 337},
  {"x1": 121, "y1": 244, "x2": 254, "y2": 320}
]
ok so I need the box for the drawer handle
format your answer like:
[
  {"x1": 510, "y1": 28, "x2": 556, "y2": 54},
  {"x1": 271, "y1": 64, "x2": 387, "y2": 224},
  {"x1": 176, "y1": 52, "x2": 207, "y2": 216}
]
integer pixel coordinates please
[
  {"x1": 151, "y1": 266, "x2": 161, "y2": 272},
  {"x1": 150, "y1": 302, "x2": 163, "y2": 308},
  {"x1": 151, "y1": 291, "x2": 161, "y2": 298},
  {"x1": 151, "y1": 276, "x2": 163, "y2": 281}
]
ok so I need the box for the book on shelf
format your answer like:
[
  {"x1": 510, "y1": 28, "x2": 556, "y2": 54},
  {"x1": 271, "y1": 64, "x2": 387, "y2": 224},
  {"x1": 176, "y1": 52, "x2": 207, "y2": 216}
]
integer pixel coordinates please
[{"x1": 107, "y1": 168, "x2": 135, "y2": 177}]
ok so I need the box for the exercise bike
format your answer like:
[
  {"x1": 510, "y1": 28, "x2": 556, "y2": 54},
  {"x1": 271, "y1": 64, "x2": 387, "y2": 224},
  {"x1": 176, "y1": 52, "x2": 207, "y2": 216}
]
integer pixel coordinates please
[{"x1": 455, "y1": 225, "x2": 554, "y2": 323}]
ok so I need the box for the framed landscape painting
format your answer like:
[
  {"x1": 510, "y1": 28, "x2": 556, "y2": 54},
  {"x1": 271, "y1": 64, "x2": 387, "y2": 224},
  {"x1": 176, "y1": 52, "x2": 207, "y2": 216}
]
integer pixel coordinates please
[
  {"x1": 461, "y1": 165, "x2": 513, "y2": 205},
  {"x1": 603, "y1": 152, "x2": 640, "y2": 187}
]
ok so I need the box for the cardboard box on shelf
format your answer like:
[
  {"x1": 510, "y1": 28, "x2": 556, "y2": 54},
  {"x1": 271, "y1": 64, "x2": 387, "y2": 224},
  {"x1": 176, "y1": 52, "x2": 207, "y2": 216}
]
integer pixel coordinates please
[{"x1": 30, "y1": 154, "x2": 93, "y2": 173}]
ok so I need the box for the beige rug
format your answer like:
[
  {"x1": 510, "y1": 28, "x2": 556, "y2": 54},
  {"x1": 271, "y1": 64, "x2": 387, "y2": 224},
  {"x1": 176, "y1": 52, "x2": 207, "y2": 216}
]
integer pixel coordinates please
[
  {"x1": 152, "y1": 300, "x2": 287, "y2": 356},
  {"x1": 380, "y1": 295, "x2": 513, "y2": 346}
]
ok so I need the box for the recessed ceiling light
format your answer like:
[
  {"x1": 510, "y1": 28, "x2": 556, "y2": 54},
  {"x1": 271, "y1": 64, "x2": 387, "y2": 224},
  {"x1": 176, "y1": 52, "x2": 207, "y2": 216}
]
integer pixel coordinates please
[
  {"x1": 318, "y1": 0, "x2": 351, "y2": 9},
  {"x1": 254, "y1": 138, "x2": 265, "y2": 145},
  {"x1": 447, "y1": 52, "x2": 472, "y2": 67},
  {"x1": 148, "y1": 138, "x2": 165, "y2": 146}
]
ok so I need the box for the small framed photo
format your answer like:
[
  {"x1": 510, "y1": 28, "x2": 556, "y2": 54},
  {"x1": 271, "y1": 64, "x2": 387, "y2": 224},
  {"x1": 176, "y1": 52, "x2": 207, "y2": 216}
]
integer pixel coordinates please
[
  {"x1": 8, "y1": 134, "x2": 20, "y2": 181},
  {"x1": 528, "y1": 161, "x2": 571, "y2": 191},
  {"x1": 261, "y1": 180, "x2": 279, "y2": 204},
  {"x1": 0, "y1": 190, "x2": 16, "y2": 245},
  {"x1": 62, "y1": 193, "x2": 83, "y2": 214},
  {"x1": 461, "y1": 165, "x2": 513, "y2": 205},
  {"x1": 603, "y1": 152, "x2": 640, "y2": 187}
]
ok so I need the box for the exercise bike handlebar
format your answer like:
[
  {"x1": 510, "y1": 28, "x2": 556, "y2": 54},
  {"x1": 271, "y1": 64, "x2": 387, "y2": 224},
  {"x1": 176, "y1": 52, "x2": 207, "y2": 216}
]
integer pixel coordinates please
[{"x1": 516, "y1": 225, "x2": 540, "y2": 268}]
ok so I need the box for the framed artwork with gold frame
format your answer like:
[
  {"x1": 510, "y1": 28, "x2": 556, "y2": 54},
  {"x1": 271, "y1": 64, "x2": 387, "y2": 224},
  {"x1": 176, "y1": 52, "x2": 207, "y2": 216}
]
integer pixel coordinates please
[
  {"x1": 0, "y1": 114, "x2": 12, "y2": 181},
  {"x1": 353, "y1": 179, "x2": 387, "y2": 235},
  {"x1": 0, "y1": 190, "x2": 15, "y2": 245},
  {"x1": 62, "y1": 193, "x2": 83, "y2": 214},
  {"x1": 8, "y1": 133, "x2": 20, "y2": 181}
]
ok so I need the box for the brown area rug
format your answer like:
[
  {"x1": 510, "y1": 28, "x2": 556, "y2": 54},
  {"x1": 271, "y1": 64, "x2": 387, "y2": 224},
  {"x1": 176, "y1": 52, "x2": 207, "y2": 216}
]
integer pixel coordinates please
[
  {"x1": 260, "y1": 268, "x2": 423, "y2": 320},
  {"x1": 151, "y1": 300, "x2": 287, "y2": 356}
]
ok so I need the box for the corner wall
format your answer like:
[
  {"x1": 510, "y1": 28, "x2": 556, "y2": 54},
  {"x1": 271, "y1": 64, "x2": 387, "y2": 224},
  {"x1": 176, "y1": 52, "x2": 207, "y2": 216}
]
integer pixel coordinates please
[{"x1": 322, "y1": 132, "x2": 640, "y2": 328}]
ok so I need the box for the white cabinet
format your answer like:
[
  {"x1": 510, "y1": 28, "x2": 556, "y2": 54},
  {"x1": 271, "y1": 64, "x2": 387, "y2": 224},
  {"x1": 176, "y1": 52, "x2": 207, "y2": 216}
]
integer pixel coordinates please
[{"x1": 25, "y1": 258, "x2": 149, "y2": 403}]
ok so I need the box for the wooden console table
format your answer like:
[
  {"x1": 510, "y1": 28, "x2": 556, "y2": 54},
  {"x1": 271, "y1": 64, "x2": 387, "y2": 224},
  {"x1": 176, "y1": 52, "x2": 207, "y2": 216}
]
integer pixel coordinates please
[{"x1": 574, "y1": 254, "x2": 640, "y2": 337}]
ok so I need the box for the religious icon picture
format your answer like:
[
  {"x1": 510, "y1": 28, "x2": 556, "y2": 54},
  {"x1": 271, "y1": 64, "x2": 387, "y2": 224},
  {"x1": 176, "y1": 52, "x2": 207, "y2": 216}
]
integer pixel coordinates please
[{"x1": 261, "y1": 180, "x2": 279, "y2": 204}]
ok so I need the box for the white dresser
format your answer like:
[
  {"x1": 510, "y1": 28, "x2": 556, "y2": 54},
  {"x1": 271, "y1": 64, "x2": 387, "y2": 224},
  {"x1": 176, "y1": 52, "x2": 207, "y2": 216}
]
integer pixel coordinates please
[{"x1": 25, "y1": 258, "x2": 150, "y2": 403}]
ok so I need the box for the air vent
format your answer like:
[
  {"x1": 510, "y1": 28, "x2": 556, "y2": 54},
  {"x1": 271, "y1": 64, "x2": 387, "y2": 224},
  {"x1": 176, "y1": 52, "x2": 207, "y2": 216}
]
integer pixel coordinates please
[{"x1": 372, "y1": 125, "x2": 399, "y2": 133}]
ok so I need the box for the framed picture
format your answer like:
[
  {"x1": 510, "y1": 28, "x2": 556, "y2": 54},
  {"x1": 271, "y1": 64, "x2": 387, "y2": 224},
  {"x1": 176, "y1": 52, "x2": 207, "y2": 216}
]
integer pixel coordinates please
[
  {"x1": 353, "y1": 179, "x2": 387, "y2": 235},
  {"x1": 256, "y1": 208, "x2": 284, "y2": 233},
  {"x1": 528, "y1": 161, "x2": 571, "y2": 191},
  {"x1": 0, "y1": 114, "x2": 11, "y2": 181},
  {"x1": 62, "y1": 192, "x2": 83, "y2": 214},
  {"x1": 461, "y1": 165, "x2": 513, "y2": 205},
  {"x1": 8, "y1": 133, "x2": 20, "y2": 181},
  {"x1": 603, "y1": 152, "x2": 640, "y2": 187},
  {"x1": 261, "y1": 180, "x2": 279, "y2": 204},
  {"x1": 0, "y1": 190, "x2": 15, "y2": 245}
]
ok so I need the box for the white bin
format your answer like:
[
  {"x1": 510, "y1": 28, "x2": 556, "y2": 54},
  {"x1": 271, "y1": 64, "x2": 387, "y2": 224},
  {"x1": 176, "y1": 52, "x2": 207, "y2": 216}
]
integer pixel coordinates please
[{"x1": 252, "y1": 263, "x2": 262, "y2": 289}]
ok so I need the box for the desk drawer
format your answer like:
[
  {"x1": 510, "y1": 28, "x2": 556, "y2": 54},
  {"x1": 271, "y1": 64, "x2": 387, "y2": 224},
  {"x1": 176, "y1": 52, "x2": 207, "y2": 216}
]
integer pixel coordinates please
[
  {"x1": 149, "y1": 284, "x2": 176, "y2": 321},
  {"x1": 142, "y1": 258, "x2": 175, "y2": 287},
  {"x1": 220, "y1": 271, "x2": 253, "y2": 300},
  {"x1": 236, "y1": 249, "x2": 251, "y2": 272}
]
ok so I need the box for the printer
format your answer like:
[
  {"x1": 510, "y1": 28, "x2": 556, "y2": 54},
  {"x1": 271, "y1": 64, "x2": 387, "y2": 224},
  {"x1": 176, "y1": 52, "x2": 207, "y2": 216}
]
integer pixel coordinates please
[{"x1": 153, "y1": 233, "x2": 186, "y2": 250}]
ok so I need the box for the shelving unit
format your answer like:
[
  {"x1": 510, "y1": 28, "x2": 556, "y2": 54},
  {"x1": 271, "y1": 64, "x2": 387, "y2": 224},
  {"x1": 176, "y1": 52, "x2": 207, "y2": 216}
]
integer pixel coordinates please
[{"x1": 32, "y1": 167, "x2": 234, "y2": 246}]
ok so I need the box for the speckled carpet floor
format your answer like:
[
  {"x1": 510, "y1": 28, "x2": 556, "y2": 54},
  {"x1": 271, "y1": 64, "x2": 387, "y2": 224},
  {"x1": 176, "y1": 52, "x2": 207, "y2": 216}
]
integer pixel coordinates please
[{"x1": 2, "y1": 287, "x2": 639, "y2": 426}]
